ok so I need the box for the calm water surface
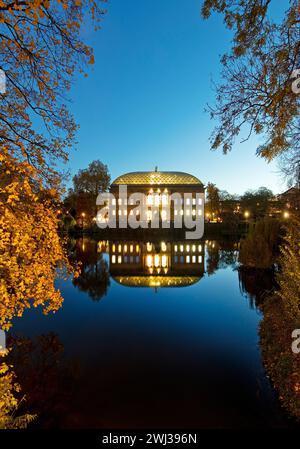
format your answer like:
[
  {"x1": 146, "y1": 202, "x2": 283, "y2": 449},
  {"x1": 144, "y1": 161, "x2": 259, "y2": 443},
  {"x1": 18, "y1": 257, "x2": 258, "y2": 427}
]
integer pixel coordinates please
[{"x1": 8, "y1": 237, "x2": 295, "y2": 428}]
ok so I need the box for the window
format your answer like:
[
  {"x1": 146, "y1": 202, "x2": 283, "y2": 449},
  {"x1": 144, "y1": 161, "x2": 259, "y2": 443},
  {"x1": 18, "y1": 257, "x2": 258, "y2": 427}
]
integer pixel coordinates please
[
  {"x1": 112, "y1": 199, "x2": 116, "y2": 206},
  {"x1": 117, "y1": 255, "x2": 122, "y2": 264},
  {"x1": 198, "y1": 209, "x2": 202, "y2": 216},
  {"x1": 198, "y1": 255, "x2": 202, "y2": 263},
  {"x1": 180, "y1": 245, "x2": 184, "y2": 252},
  {"x1": 112, "y1": 255, "x2": 116, "y2": 264},
  {"x1": 174, "y1": 255, "x2": 178, "y2": 263},
  {"x1": 186, "y1": 245, "x2": 190, "y2": 252},
  {"x1": 186, "y1": 209, "x2": 190, "y2": 216},
  {"x1": 186, "y1": 198, "x2": 190, "y2": 205},
  {"x1": 192, "y1": 198, "x2": 196, "y2": 205},
  {"x1": 112, "y1": 244, "x2": 116, "y2": 253},
  {"x1": 161, "y1": 255, "x2": 167, "y2": 268},
  {"x1": 174, "y1": 245, "x2": 178, "y2": 252},
  {"x1": 198, "y1": 198, "x2": 202, "y2": 205},
  {"x1": 118, "y1": 244, "x2": 122, "y2": 253},
  {"x1": 118, "y1": 198, "x2": 122, "y2": 205},
  {"x1": 192, "y1": 245, "x2": 196, "y2": 252},
  {"x1": 192, "y1": 255, "x2": 196, "y2": 263},
  {"x1": 124, "y1": 245, "x2": 128, "y2": 252},
  {"x1": 192, "y1": 209, "x2": 196, "y2": 216},
  {"x1": 186, "y1": 255, "x2": 190, "y2": 263}
]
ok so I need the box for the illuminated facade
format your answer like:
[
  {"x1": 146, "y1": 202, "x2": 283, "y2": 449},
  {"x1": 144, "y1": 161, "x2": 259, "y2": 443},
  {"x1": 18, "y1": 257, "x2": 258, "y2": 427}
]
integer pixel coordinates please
[
  {"x1": 108, "y1": 170, "x2": 205, "y2": 228},
  {"x1": 109, "y1": 240, "x2": 205, "y2": 288}
]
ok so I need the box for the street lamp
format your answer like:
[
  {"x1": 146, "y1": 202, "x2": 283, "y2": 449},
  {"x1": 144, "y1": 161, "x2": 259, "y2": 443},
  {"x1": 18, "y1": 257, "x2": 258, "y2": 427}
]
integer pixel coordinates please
[{"x1": 244, "y1": 210, "x2": 250, "y2": 219}]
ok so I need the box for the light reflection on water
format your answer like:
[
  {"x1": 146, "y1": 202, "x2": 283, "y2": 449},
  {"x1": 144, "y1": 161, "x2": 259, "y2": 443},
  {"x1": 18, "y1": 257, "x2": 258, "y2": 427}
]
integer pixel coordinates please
[{"x1": 7, "y1": 237, "x2": 295, "y2": 428}]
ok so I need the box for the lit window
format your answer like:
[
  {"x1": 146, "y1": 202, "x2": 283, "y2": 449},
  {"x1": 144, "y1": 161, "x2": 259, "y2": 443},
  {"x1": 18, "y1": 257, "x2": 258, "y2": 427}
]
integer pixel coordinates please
[
  {"x1": 192, "y1": 245, "x2": 196, "y2": 252},
  {"x1": 174, "y1": 210, "x2": 178, "y2": 216},
  {"x1": 180, "y1": 245, "x2": 184, "y2": 252},
  {"x1": 112, "y1": 199, "x2": 116, "y2": 206},
  {"x1": 192, "y1": 198, "x2": 196, "y2": 205},
  {"x1": 118, "y1": 244, "x2": 122, "y2": 252},
  {"x1": 124, "y1": 245, "x2": 127, "y2": 252},
  {"x1": 198, "y1": 255, "x2": 202, "y2": 263},
  {"x1": 112, "y1": 255, "x2": 116, "y2": 264},
  {"x1": 186, "y1": 245, "x2": 190, "y2": 252},
  {"x1": 198, "y1": 198, "x2": 202, "y2": 205},
  {"x1": 161, "y1": 241, "x2": 167, "y2": 252},
  {"x1": 118, "y1": 198, "x2": 122, "y2": 205},
  {"x1": 161, "y1": 255, "x2": 167, "y2": 268},
  {"x1": 117, "y1": 255, "x2": 122, "y2": 264},
  {"x1": 198, "y1": 245, "x2": 202, "y2": 252},
  {"x1": 186, "y1": 255, "x2": 190, "y2": 263},
  {"x1": 130, "y1": 244, "x2": 133, "y2": 253},
  {"x1": 186, "y1": 198, "x2": 190, "y2": 205},
  {"x1": 186, "y1": 209, "x2": 190, "y2": 216},
  {"x1": 118, "y1": 209, "x2": 121, "y2": 215},
  {"x1": 192, "y1": 209, "x2": 196, "y2": 216},
  {"x1": 129, "y1": 210, "x2": 133, "y2": 216},
  {"x1": 146, "y1": 255, "x2": 153, "y2": 267},
  {"x1": 198, "y1": 209, "x2": 202, "y2": 216},
  {"x1": 147, "y1": 194, "x2": 153, "y2": 206},
  {"x1": 136, "y1": 244, "x2": 139, "y2": 252},
  {"x1": 112, "y1": 210, "x2": 116, "y2": 216},
  {"x1": 154, "y1": 254, "x2": 160, "y2": 267},
  {"x1": 112, "y1": 244, "x2": 116, "y2": 252},
  {"x1": 147, "y1": 242, "x2": 152, "y2": 252},
  {"x1": 174, "y1": 245, "x2": 178, "y2": 252}
]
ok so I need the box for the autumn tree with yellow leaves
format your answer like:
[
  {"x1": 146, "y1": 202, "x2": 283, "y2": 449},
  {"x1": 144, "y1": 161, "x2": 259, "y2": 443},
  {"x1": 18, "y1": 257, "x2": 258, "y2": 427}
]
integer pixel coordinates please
[{"x1": 0, "y1": 0, "x2": 106, "y2": 327}]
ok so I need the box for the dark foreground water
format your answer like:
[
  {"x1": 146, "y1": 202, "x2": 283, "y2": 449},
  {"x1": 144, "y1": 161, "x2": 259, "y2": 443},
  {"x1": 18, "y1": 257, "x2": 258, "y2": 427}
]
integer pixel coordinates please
[{"x1": 7, "y1": 237, "x2": 296, "y2": 428}]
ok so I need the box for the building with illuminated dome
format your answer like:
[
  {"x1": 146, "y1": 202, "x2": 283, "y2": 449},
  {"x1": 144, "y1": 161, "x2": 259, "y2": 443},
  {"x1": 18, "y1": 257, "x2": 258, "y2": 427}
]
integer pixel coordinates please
[{"x1": 109, "y1": 170, "x2": 205, "y2": 228}]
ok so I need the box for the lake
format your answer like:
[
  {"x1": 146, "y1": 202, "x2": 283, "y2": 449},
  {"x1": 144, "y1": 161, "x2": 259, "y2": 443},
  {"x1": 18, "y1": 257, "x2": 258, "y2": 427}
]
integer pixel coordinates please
[{"x1": 7, "y1": 236, "x2": 296, "y2": 428}]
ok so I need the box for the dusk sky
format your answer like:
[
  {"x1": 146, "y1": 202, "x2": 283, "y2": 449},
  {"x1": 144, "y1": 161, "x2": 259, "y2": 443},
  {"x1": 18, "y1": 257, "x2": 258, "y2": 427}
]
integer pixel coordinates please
[{"x1": 67, "y1": 0, "x2": 286, "y2": 194}]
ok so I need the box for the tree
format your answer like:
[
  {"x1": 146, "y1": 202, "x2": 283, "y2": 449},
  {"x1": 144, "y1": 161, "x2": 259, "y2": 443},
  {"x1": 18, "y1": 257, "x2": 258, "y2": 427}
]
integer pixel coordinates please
[
  {"x1": 201, "y1": 0, "x2": 300, "y2": 166},
  {"x1": 205, "y1": 182, "x2": 220, "y2": 219},
  {"x1": 73, "y1": 160, "x2": 110, "y2": 197},
  {"x1": 239, "y1": 217, "x2": 281, "y2": 269},
  {"x1": 67, "y1": 160, "x2": 110, "y2": 223},
  {"x1": 0, "y1": 2, "x2": 106, "y2": 329},
  {"x1": 240, "y1": 186, "x2": 274, "y2": 219}
]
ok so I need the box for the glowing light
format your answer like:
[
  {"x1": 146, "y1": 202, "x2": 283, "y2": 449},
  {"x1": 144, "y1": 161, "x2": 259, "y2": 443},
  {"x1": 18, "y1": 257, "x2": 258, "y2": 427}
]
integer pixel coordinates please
[
  {"x1": 112, "y1": 255, "x2": 116, "y2": 264},
  {"x1": 154, "y1": 254, "x2": 160, "y2": 267},
  {"x1": 118, "y1": 244, "x2": 122, "y2": 252},
  {"x1": 136, "y1": 244, "x2": 140, "y2": 252},
  {"x1": 117, "y1": 255, "x2": 122, "y2": 264},
  {"x1": 161, "y1": 241, "x2": 167, "y2": 252},
  {"x1": 112, "y1": 244, "x2": 116, "y2": 252},
  {"x1": 180, "y1": 245, "x2": 184, "y2": 252},
  {"x1": 244, "y1": 210, "x2": 250, "y2": 218},
  {"x1": 147, "y1": 242, "x2": 152, "y2": 252},
  {"x1": 124, "y1": 245, "x2": 128, "y2": 253},
  {"x1": 283, "y1": 211, "x2": 290, "y2": 219},
  {"x1": 146, "y1": 255, "x2": 153, "y2": 267},
  {"x1": 161, "y1": 255, "x2": 167, "y2": 267},
  {"x1": 130, "y1": 244, "x2": 133, "y2": 253},
  {"x1": 192, "y1": 245, "x2": 196, "y2": 252},
  {"x1": 174, "y1": 245, "x2": 178, "y2": 252},
  {"x1": 186, "y1": 245, "x2": 190, "y2": 252}
]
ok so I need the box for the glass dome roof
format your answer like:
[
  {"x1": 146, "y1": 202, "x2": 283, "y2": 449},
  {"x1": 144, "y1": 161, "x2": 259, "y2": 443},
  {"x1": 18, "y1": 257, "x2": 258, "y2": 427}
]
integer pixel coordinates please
[{"x1": 111, "y1": 171, "x2": 202, "y2": 186}]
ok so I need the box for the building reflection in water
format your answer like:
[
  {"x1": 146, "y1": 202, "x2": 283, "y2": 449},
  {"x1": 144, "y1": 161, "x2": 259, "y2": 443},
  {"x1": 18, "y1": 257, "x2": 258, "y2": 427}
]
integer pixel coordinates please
[{"x1": 108, "y1": 240, "x2": 205, "y2": 288}]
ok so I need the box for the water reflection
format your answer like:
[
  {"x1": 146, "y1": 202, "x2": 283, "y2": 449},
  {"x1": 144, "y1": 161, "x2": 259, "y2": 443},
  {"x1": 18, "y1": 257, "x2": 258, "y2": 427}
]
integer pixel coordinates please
[
  {"x1": 70, "y1": 238, "x2": 110, "y2": 301},
  {"x1": 4, "y1": 237, "x2": 297, "y2": 428},
  {"x1": 109, "y1": 240, "x2": 205, "y2": 288}
]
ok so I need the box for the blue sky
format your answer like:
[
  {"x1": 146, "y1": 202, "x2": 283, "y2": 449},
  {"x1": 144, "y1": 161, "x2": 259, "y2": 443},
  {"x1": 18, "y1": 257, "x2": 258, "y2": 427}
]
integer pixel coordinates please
[{"x1": 66, "y1": 0, "x2": 286, "y2": 194}]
